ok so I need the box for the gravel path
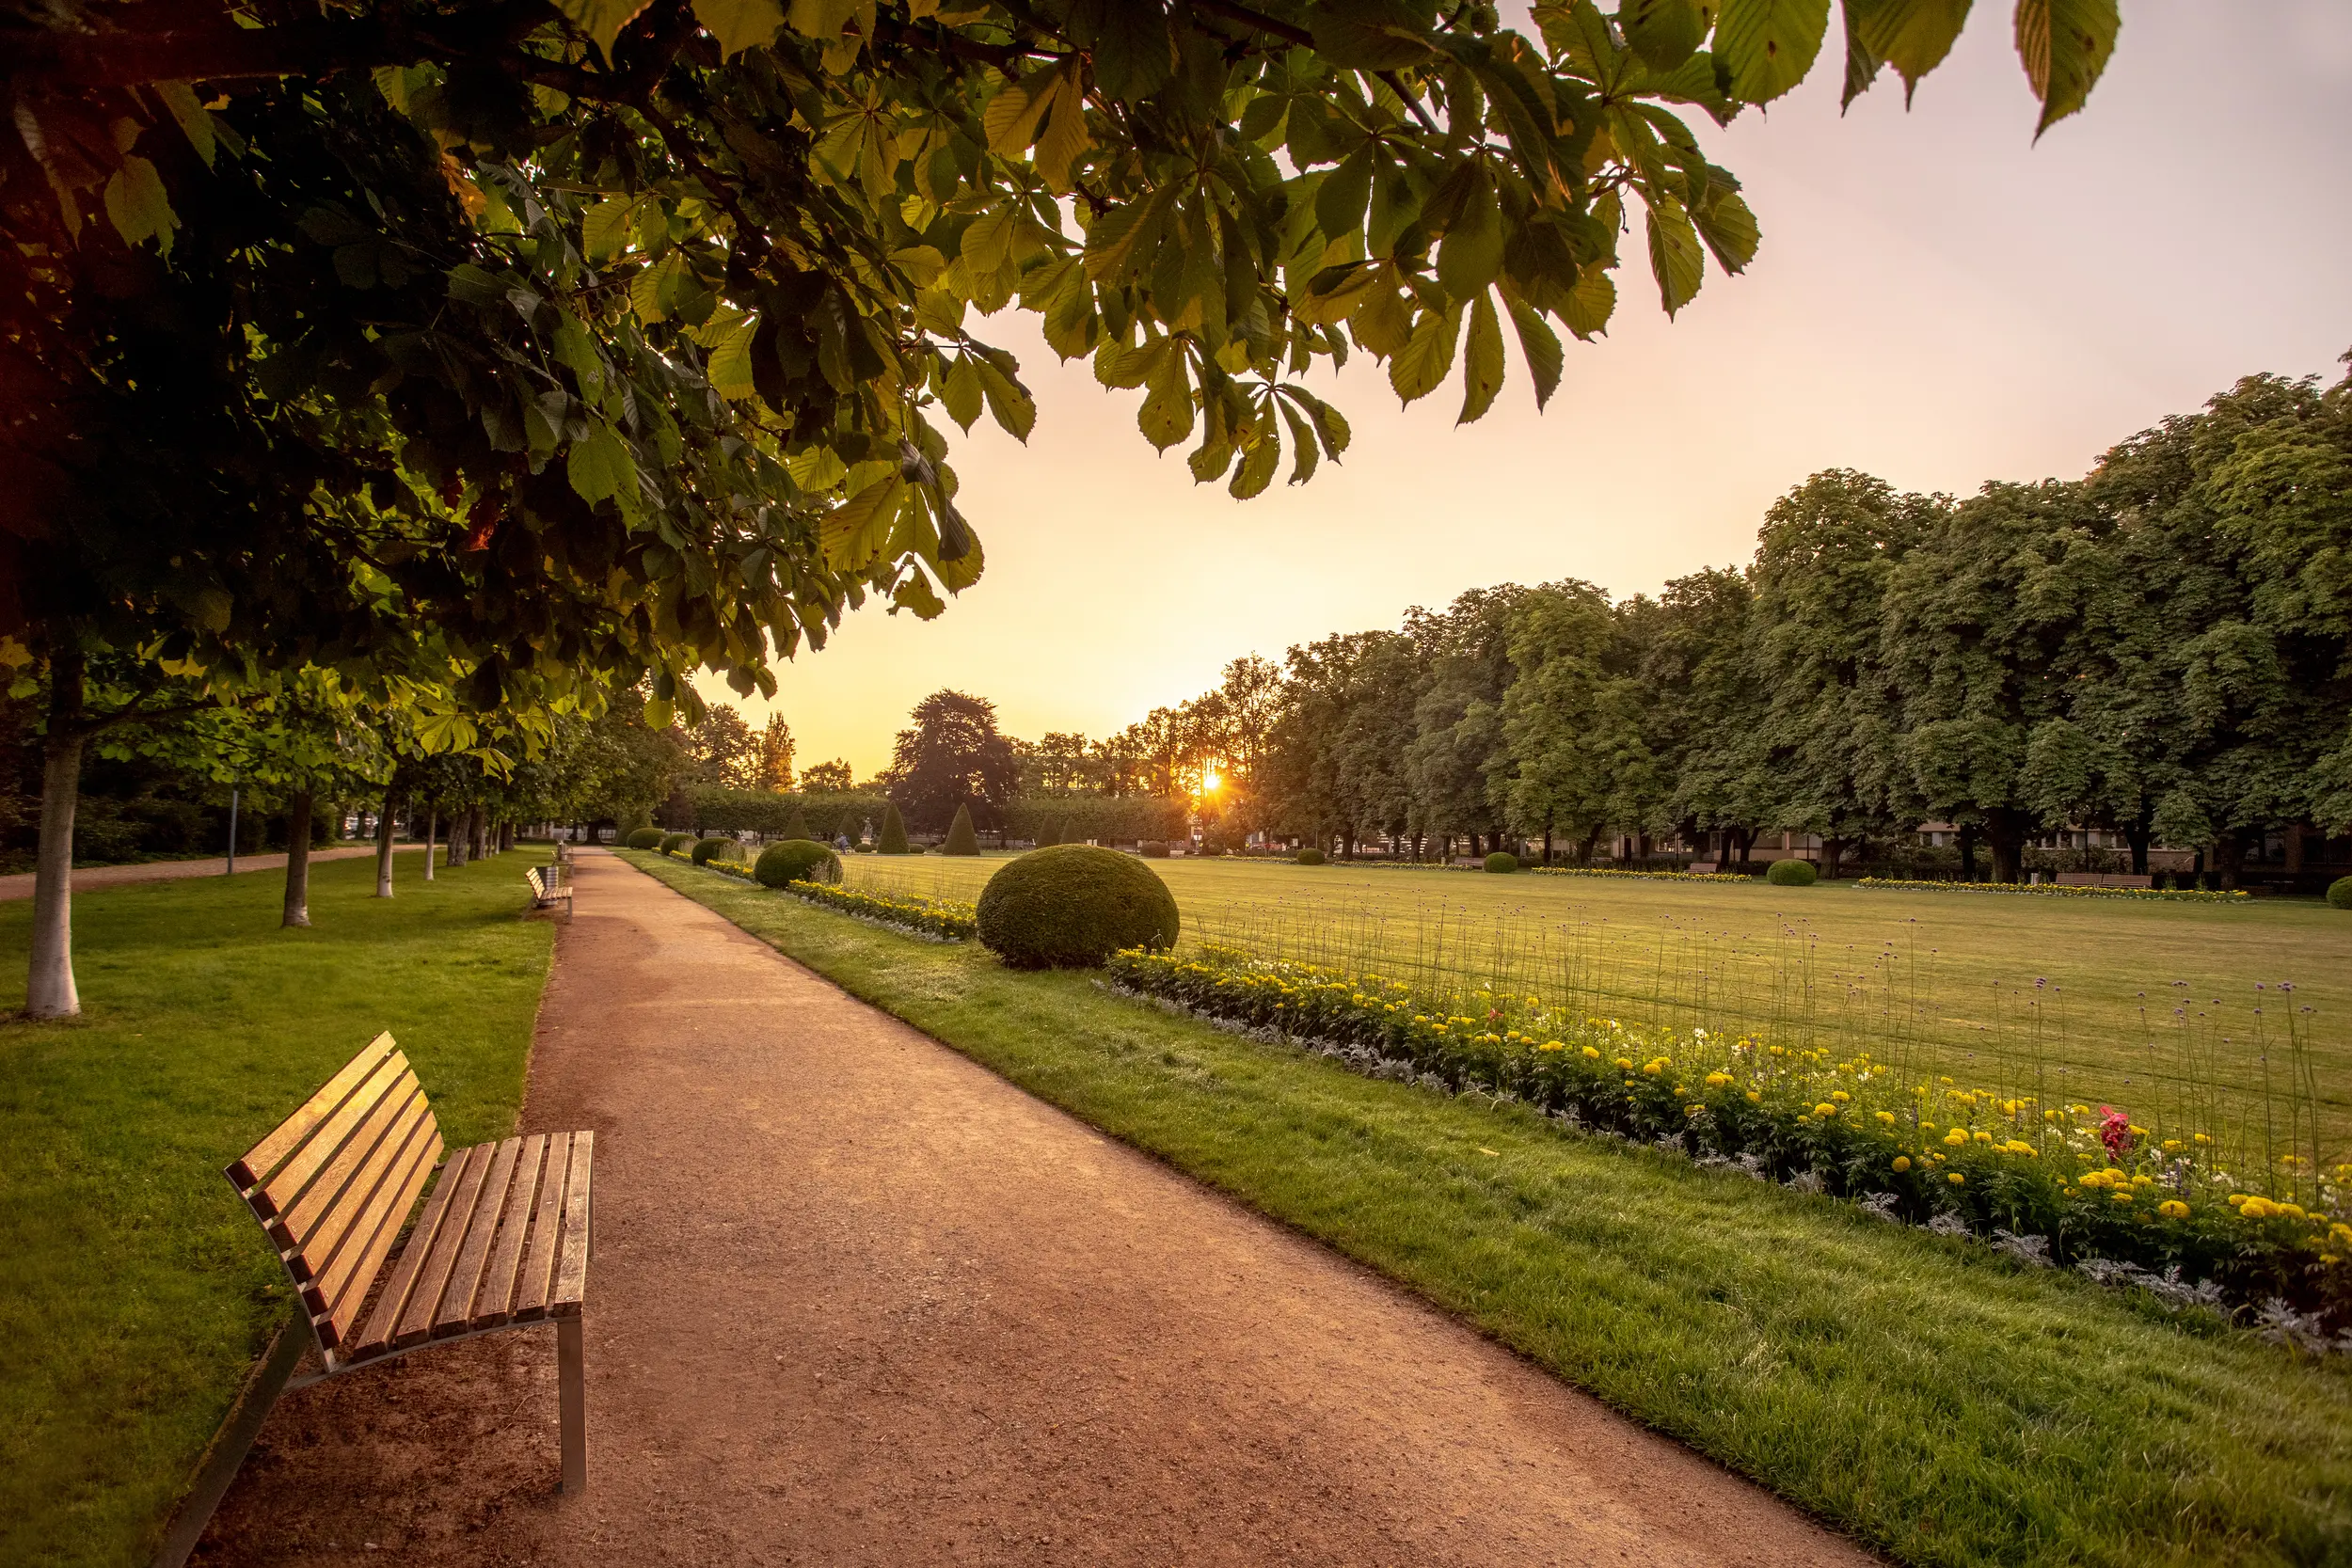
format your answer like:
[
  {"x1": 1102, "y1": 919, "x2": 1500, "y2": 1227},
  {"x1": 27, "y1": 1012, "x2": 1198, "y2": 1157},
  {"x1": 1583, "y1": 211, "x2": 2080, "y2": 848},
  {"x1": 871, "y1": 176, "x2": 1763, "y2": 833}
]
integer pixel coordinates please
[{"x1": 196, "y1": 849, "x2": 1870, "y2": 1567}]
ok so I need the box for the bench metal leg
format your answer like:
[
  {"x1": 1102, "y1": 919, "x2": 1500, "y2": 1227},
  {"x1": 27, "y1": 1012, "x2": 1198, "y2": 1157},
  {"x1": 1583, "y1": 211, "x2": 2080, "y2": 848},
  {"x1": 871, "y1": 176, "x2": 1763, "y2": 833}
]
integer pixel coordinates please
[{"x1": 557, "y1": 1316, "x2": 587, "y2": 1494}]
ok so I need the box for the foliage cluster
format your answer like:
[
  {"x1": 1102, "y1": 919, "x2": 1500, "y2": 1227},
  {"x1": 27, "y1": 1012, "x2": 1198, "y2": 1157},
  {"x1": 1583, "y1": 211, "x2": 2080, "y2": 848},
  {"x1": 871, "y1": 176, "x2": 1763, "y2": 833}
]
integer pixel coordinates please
[
  {"x1": 976, "y1": 845, "x2": 1179, "y2": 969},
  {"x1": 1295, "y1": 847, "x2": 1326, "y2": 865},
  {"x1": 941, "y1": 804, "x2": 979, "y2": 855},
  {"x1": 625, "y1": 828, "x2": 665, "y2": 849},
  {"x1": 682, "y1": 785, "x2": 890, "y2": 839},
  {"x1": 1107, "y1": 946, "x2": 2352, "y2": 1335},
  {"x1": 659, "y1": 832, "x2": 692, "y2": 853},
  {"x1": 1004, "y1": 794, "x2": 1192, "y2": 846},
  {"x1": 689, "y1": 835, "x2": 742, "y2": 865},
  {"x1": 2333, "y1": 877, "x2": 2352, "y2": 911},
  {"x1": 754, "y1": 838, "x2": 843, "y2": 888},
  {"x1": 1483, "y1": 850, "x2": 1518, "y2": 873},
  {"x1": 1765, "y1": 858, "x2": 1816, "y2": 887}
]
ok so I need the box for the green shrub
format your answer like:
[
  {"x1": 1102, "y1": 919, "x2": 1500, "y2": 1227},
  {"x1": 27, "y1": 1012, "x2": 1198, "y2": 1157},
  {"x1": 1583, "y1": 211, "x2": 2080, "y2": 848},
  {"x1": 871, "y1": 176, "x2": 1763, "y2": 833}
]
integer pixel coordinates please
[
  {"x1": 690, "y1": 836, "x2": 742, "y2": 866},
  {"x1": 1197, "y1": 841, "x2": 1224, "y2": 857},
  {"x1": 1767, "y1": 858, "x2": 1819, "y2": 887},
  {"x1": 2329, "y1": 876, "x2": 2352, "y2": 911},
  {"x1": 755, "y1": 838, "x2": 842, "y2": 888},
  {"x1": 624, "y1": 828, "x2": 663, "y2": 849},
  {"x1": 878, "y1": 800, "x2": 910, "y2": 854},
  {"x1": 1035, "y1": 816, "x2": 1061, "y2": 847},
  {"x1": 942, "y1": 804, "x2": 979, "y2": 855},
  {"x1": 1483, "y1": 850, "x2": 1518, "y2": 874},
  {"x1": 658, "y1": 832, "x2": 691, "y2": 854},
  {"x1": 977, "y1": 845, "x2": 1181, "y2": 969},
  {"x1": 781, "y1": 804, "x2": 809, "y2": 840},
  {"x1": 1137, "y1": 841, "x2": 1169, "y2": 858},
  {"x1": 852, "y1": 841, "x2": 874, "y2": 853},
  {"x1": 1296, "y1": 847, "x2": 1326, "y2": 865}
]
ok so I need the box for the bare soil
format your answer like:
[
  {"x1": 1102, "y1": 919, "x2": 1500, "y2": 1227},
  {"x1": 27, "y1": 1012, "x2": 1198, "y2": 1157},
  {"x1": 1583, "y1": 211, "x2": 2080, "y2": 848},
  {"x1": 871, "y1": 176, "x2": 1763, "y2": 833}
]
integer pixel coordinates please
[{"x1": 196, "y1": 851, "x2": 1872, "y2": 1567}]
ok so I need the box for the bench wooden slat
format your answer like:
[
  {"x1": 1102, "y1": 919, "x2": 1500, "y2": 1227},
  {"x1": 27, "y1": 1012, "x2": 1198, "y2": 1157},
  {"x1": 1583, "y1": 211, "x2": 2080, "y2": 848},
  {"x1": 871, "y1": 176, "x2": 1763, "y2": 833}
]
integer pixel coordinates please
[
  {"x1": 273, "y1": 1073, "x2": 424, "y2": 1262},
  {"x1": 551, "y1": 1131, "x2": 594, "y2": 1314},
  {"x1": 227, "y1": 1034, "x2": 397, "y2": 1194},
  {"x1": 513, "y1": 1132, "x2": 575, "y2": 1321},
  {"x1": 352, "y1": 1141, "x2": 477, "y2": 1354},
  {"x1": 476, "y1": 1133, "x2": 550, "y2": 1328},
  {"x1": 389, "y1": 1144, "x2": 497, "y2": 1351},
  {"x1": 433, "y1": 1136, "x2": 523, "y2": 1337},
  {"x1": 246, "y1": 1049, "x2": 413, "y2": 1224},
  {"x1": 316, "y1": 1122, "x2": 443, "y2": 1350}
]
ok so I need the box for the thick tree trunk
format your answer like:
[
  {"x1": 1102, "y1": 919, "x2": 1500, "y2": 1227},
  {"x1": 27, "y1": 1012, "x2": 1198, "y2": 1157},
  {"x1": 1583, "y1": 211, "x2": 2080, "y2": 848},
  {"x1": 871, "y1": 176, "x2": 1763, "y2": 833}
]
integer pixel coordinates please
[
  {"x1": 374, "y1": 795, "x2": 397, "y2": 897},
  {"x1": 1822, "y1": 838, "x2": 1846, "y2": 880},
  {"x1": 26, "y1": 658, "x2": 86, "y2": 1019},
  {"x1": 424, "y1": 809, "x2": 437, "y2": 881},
  {"x1": 470, "y1": 805, "x2": 486, "y2": 861},
  {"x1": 1957, "y1": 823, "x2": 1979, "y2": 880},
  {"x1": 1987, "y1": 830, "x2": 2023, "y2": 885},
  {"x1": 2125, "y1": 823, "x2": 2151, "y2": 877},
  {"x1": 500, "y1": 820, "x2": 515, "y2": 853},
  {"x1": 282, "y1": 788, "x2": 314, "y2": 927},
  {"x1": 1542, "y1": 827, "x2": 1553, "y2": 864},
  {"x1": 449, "y1": 808, "x2": 469, "y2": 868}
]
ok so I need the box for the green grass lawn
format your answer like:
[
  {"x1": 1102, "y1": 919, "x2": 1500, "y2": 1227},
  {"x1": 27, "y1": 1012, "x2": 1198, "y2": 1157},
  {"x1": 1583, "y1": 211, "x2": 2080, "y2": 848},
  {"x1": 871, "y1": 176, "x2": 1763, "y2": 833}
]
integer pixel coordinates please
[
  {"x1": 632, "y1": 847, "x2": 2352, "y2": 1568},
  {"x1": 841, "y1": 850, "x2": 2352, "y2": 1143},
  {"x1": 0, "y1": 851, "x2": 555, "y2": 1568}
]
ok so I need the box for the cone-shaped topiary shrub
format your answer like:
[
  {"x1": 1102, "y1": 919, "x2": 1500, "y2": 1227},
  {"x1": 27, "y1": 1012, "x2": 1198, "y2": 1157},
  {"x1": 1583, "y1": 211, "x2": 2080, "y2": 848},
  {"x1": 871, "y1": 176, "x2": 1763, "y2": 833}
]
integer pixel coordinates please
[
  {"x1": 1137, "y1": 841, "x2": 1169, "y2": 858},
  {"x1": 1035, "y1": 816, "x2": 1060, "y2": 847},
  {"x1": 691, "y1": 835, "x2": 742, "y2": 865},
  {"x1": 1766, "y1": 858, "x2": 1818, "y2": 886},
  {"x1": 977, "y1": 845, "x2": 1180, "y2": 969},
  {"x1": 659, "y1": 832, "x2": 691, "y2": 854},
  {"x1": 1296, "y1": 847, "x2": 1326, "y2": 864},
  {"x1": 942, "y1": 803, "x2": 980, "y2": 855},
  {"x1": 1484, "y1": 850, "x2": 1518, "y2": 873},
  {"x1": 755, "y1": 838, "x2": 842, "y2": 887},
  {"x1": 782, "y1": 803, "x2": 809, "y2": 841},
  {"x1": 625, "y1": 827, "x2": 663, "y2": 849},
  {"x1": 878, "y1": 801, "x2": 910, "y2": 854},
  {"x1": 2330, "y1": 876, "x2": 2352, "y2": 911}
]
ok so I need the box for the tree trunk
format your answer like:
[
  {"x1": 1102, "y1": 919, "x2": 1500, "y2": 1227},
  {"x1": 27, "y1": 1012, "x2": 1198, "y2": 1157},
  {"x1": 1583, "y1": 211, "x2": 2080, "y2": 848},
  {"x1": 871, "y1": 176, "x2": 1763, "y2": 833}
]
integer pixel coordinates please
[
  {"x1": 282, "y1": 788, "x2": 314, "y2": 927},
  {"x1": 424, "y1": 809, "x2": 437, "y2": 881},
  {"x1": 1822, "y1": 837, "x2": 1847, "y2": 880},
  {"x1": 374, "y1": 795, "x2": 397, "y2": 897},
  {"x1": 26, "y1": 652, "x2": 86, "y2": 1019},
  {"x1": 500, "y1": 820, "x2": 515, "y2": 853},
  {"x1": 1957, "y1": 823, "x2": 1979, "y2": 880},
  {"x1": 471, "y1": 805, "x2": 487, "y2": 861},
  {"x1": 1987, "y1": 829, "x2": 2023, "y2": 885},
  {"x1": 449, "y1": 809, "x2": 469, "y2": 868},
  {"x1": 2124, "y1": 823, "x2": 2151, "y2": 877},
  {"x1": 1542, "y1": 827, "x2": 1553, "y2": 864},
  {"x1": 2211, "y1": 832, "x2": 2247, "y2": 891}
]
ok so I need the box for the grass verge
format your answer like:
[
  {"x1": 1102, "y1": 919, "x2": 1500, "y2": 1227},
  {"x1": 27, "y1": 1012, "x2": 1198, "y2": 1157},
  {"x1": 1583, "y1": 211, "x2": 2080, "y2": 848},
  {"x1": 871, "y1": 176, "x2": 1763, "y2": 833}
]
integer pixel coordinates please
[
  {"x1": 0, "y1": 851, "x2": 555, "y2": 1567},
  {"x1": 626, "y1": 848, "x2": 2352, "y2": 1568}
]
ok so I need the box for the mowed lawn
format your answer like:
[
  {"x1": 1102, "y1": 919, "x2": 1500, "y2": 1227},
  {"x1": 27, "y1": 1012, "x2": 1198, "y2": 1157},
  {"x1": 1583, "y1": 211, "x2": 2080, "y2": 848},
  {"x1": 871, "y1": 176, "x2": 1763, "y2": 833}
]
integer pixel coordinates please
[
  {"x1": 842, "y1": 851, "x2": 2352, "y2": 1138},
  {"x1": 0, "y1": 851, "x2": 554, "y2": 1568},
  {"x1": 630, "y1": 849, "x2": 2352, "y2": 1568}
]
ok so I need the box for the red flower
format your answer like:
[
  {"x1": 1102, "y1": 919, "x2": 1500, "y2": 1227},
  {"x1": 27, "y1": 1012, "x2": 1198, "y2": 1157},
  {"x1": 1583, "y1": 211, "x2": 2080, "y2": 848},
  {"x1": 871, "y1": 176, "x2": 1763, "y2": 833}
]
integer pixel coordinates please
[{"x1": 2098, "y1": 1106, "x2": 2136, "y2": 1158}]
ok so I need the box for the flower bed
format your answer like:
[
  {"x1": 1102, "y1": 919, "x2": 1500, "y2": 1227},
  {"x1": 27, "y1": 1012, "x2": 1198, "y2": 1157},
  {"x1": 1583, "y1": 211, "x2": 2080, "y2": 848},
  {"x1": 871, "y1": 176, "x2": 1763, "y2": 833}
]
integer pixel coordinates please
[
  {"x1": 1105, "y1": 946, "x2": 2350, "y2": 1342},
  {"x1": 1854, "y1": 877, "x2": 2250, "y2": 902},
  {"x1": 1530, "y1": 865, "x2": 1750, "y2": 884},
  {"x1": 786, "y1": 881, "x2": 977, "y2": 942}
]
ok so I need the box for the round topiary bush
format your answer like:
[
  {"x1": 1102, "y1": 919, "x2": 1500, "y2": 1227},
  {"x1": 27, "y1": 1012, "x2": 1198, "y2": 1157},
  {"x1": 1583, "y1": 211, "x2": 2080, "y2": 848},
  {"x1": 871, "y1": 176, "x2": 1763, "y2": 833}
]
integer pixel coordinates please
[
  {"x1": 1137, "y1": 841, "x2": 1169, "y2": 858},
  {"x1": 659, "y1": 832, "x2": 691, "y2": 854},
  {"x1": 1296, "y1": 847, "x2": 1326, "y2": 865},
  {"x1": 1766, "y1": 858, "x2": 1819, "y2": 886},
  {"x1": 755, "y1": 839, "x2": 842, "y2": 888},
  {"x1": 1484, "y1": 850, "x2": 1518, "y2": 874},
  {"x1": 977, "y1": 845, "x2": 1181, "y2": 969},
  {"x1": 690, "y1": 836, "x2": 741, "y2": 866},
  {"x1": 624, "y1": 828, "x2": 662, "y2": 849},
  {"x1": 2328, "y1": 876, "x2": 2352, "y2": 911}
]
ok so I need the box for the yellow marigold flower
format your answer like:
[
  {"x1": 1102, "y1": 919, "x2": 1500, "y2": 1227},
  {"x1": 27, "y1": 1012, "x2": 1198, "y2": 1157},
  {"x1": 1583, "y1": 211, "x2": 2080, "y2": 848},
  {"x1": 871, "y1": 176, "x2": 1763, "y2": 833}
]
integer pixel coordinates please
[
  {"x1": 2240, "y1": 1197, "x2": 2275, "y2": 1219},
  {"x1": 1581, "y1": 1044, "x2": 1601, "y2": 1059},
  {"x1": 2131, "y1": 1174, "x2": 2153, "y2": 1188},
  {"x1": 1746, "y1": 1090, "x2": 1761, "y2": 1103},
  {"x1": 2193, "y1": 1132, "x2": 2212, "y2": 1145},
  {"x1": 1831, "y1": 1090, "x2": 1851, "y2": 1104},
  {"x1": 2162, "y1": 1139, "x2": 2182, "y2": 1152},
  {"x1": 2330, "y1": 1223, "x2": 2352, "y2": 1246},
  {"x1": 2158, "y1": 1200, "x2": 2189, "y2": 1219},
  {"x1": 1686, "y1": 1104, "x2": 1704, "y2": 1117},
  {"x1": 1706, "y1": 1071, "x2": 1733, "y2": 1088},
  {"x1": 2043, "y1": 1109, "x2": 2059, "y2": 1122},
  {"x1": 1540, "y1": 1039, "x2": 1565, "y2": 1053},
  {"x1": 1615, "y1": 1058, "x2": 1634, "y2": 1071},
  {"x1": 2004, "y1": 1141, "x2": 2037, "y2": 1157},
  {"x1": 1947, "y1": 1172, "x2": 1966, "y2": 1185},
  {"x1": 1675, "y1": 1085, "x2": 1688, "y2": 1098},
  {"x1": 2227, "y1": 1192, "x2": 2248, "y2": 1207},
  {"x1": 2280, "y1": 1202, "x2": 2310, "y2": 1219},
  {"x1": 1943, "y1": 1130, "x2": 1969, "y2": 1147},
  {"x1": 1893, "y1": 1155, "x2": 1912, "y2": 1172},
  {"x1": 1876, "y1": 1111, "x2": 1897, "y2": 1125},
  {"x1": 2111, "y1": 1190, "x2": 2134, "y2": 1204},
  {"x1": 1973, "y1": 1130, "x2": 1994, "y2": 1143},
  {"x1": 1815, "y1": 1102, "x2": 1839, "y2": 1117}
]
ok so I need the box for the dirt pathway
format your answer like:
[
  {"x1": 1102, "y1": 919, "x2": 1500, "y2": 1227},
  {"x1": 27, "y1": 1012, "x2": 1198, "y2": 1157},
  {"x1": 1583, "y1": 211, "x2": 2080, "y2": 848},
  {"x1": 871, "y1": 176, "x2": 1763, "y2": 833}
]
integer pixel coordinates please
[
  {"x1": 0, "y1": 845, "x2": 421, "y2": 901},
  {"x1": 197, "y1": 851, "x2": 1870, "y2": 1567}
]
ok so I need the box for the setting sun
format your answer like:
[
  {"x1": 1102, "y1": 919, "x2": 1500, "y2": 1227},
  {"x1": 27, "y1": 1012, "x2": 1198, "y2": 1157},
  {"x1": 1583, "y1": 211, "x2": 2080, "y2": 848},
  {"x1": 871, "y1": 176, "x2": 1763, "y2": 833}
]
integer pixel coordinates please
[{"x1": 1200, "y1": 766, "x2": 1222, "y2": 794}]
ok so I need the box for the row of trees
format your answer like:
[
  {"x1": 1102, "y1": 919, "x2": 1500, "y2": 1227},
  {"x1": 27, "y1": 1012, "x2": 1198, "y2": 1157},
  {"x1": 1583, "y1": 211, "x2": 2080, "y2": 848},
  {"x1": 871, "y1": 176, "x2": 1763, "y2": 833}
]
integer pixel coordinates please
[{"x1": 1196, "y1": 367, "x2": 2347, "y2": 882}]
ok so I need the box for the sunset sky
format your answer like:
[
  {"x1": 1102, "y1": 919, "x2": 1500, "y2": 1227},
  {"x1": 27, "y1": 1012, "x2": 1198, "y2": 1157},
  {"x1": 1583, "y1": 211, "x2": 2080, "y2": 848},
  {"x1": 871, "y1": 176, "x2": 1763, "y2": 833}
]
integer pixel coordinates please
[{"x1": 701, "y1": 1, "x2": 2352, "y2": 781}]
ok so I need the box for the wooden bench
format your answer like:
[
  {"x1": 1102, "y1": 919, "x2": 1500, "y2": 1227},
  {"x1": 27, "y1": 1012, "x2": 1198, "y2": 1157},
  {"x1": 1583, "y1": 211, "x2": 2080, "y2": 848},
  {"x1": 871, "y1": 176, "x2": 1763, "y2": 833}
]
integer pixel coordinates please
[
  {"x1": 528, "y1": 863, "x2": 573, "y2": 915},
  {"x1": 226, "y1": 1035, "x2": 594, "y2": 1483}
]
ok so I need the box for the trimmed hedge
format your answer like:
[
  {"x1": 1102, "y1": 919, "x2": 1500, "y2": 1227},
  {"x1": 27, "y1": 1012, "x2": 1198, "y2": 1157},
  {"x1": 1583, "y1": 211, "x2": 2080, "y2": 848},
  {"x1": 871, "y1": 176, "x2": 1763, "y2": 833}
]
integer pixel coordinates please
[
  {"x1": 690, "y1": 836, "x2": 742, "y2": 866},
  {"x1": 942, "y1": 804, "x2": 979, "y2": 855},
  {"x1": 659, "y1": 832, "x2": 692, "y2": 854},
  {"x1": 1137, "y1": 841, "x2": 1169, "y2": 858},
  {"x1": 624, "y1": 828, "x2": 663, "y2": 849},
  {"x1": 755, "y1": 838, "x2": 842, "y2": 887},
  {"x1": 1484, "y1": 850, "x2": 1518, "y2": 874},
  {"x1": 1005, "y1": 794, "x2": 1189, "y2": 847},
  {"x1": 1295, "y1": 847, "x2": 1326, "y2": 865},
  {"x1": 976, "y1": 845, "x2": 1181, "y2": 969},
  {"x1": 1767, "y1": 858, "x2": 1819, "y2": 886},
  {"x1": 2329, "y1": 877, "x2": 2352, "y2": 911}
]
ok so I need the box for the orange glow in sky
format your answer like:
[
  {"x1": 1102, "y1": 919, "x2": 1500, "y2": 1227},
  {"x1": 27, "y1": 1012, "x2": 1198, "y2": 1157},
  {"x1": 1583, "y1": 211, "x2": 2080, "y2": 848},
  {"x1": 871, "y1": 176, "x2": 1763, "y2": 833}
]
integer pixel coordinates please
[{"x1": 701, "y1": 3, "x2": 2352, "y2": 780}]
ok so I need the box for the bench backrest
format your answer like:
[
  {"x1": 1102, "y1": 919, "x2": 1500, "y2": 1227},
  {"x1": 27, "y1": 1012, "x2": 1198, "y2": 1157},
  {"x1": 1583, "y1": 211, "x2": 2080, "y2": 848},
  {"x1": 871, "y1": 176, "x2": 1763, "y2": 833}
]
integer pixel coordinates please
[
  {"x1": 226, "y1": 1035, "x2": 444, "y2": 1357},
  {"x1": 527, "y1": 867, "x2": 548, "y2": 896}
]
